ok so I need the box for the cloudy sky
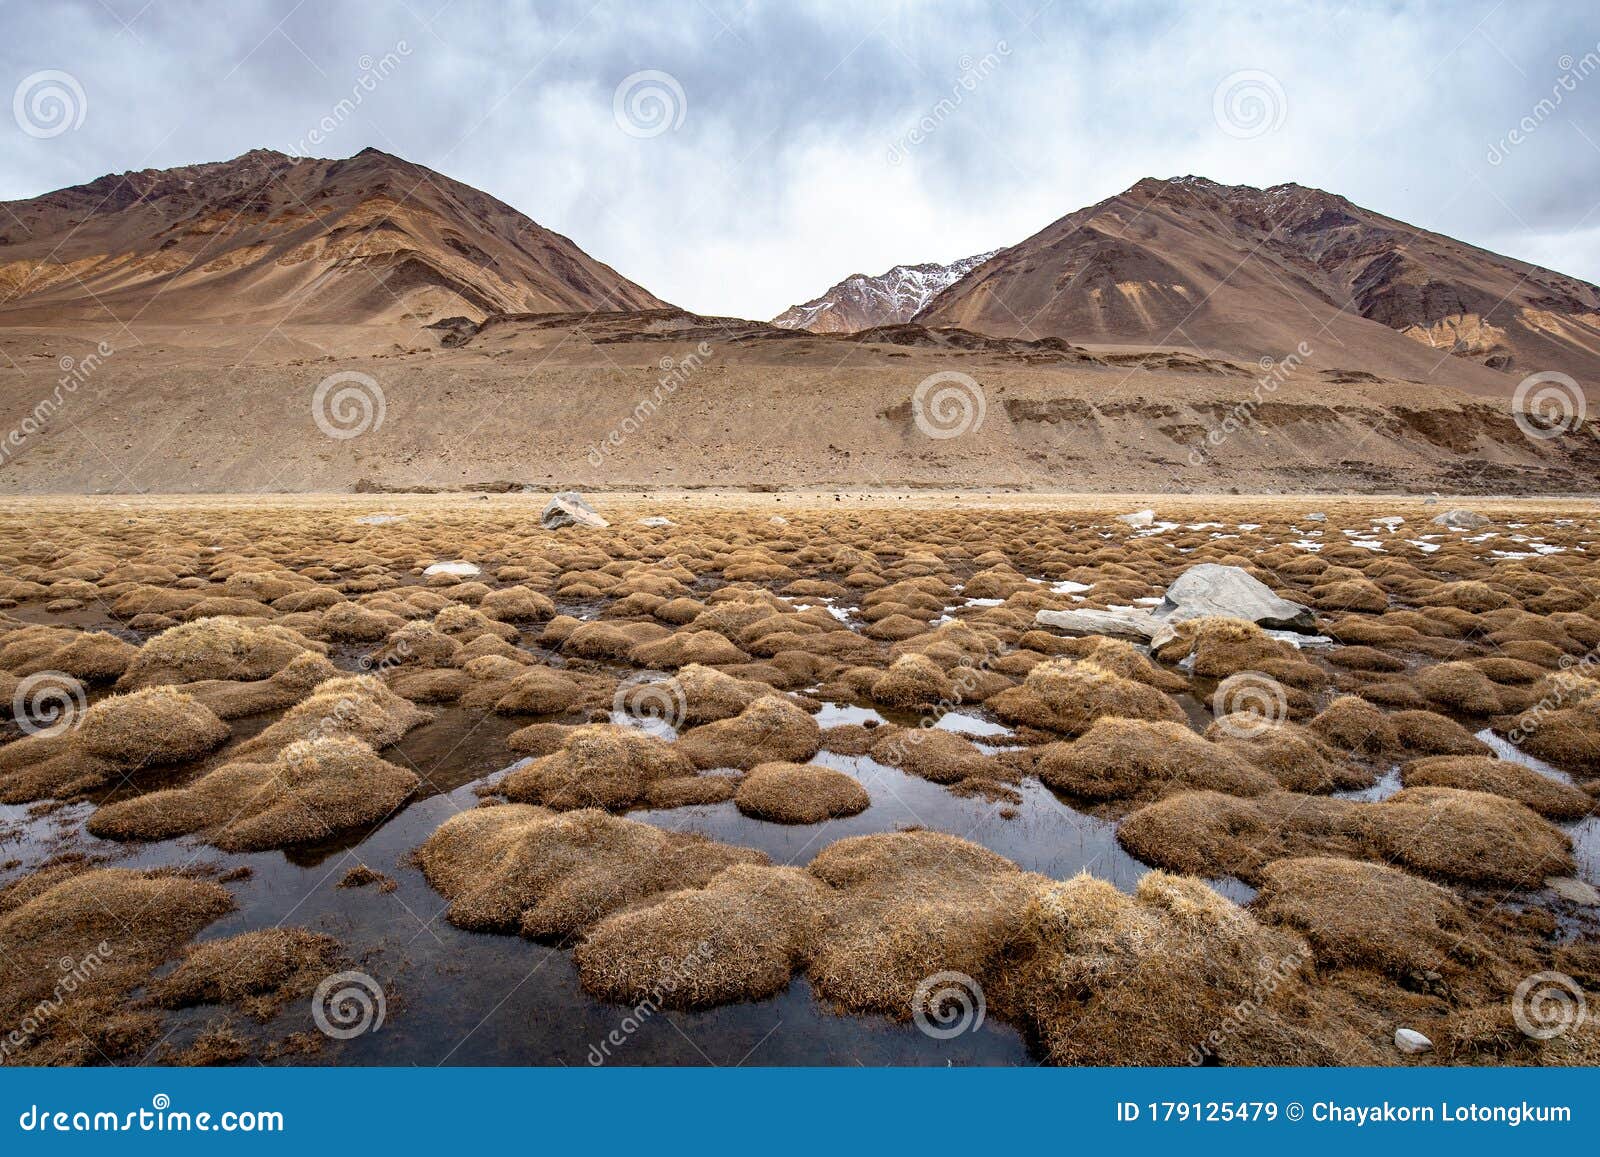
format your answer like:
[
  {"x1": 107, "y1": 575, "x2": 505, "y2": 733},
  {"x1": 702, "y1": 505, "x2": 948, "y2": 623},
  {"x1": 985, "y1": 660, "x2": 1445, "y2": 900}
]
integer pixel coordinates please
[{"x1": 4, "y1": 0, "x2": 1599, "y2": 318}]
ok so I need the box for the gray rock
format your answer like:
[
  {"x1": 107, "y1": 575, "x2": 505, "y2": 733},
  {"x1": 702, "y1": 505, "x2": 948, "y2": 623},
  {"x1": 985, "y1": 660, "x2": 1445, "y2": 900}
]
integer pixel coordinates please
[
  {"x1": 541, "y1": 491, "x2": 609, "y2": 530},
  {"x1": 637, "y1": 516, "x2": 675, "y2": 528},
  {"x1": 1432, "y1": 509, "x2": 1490, "y2": 530},
  {"x1": 1035, "y1": 608, "x2": 1160, "y2": 641},
  {"x1": 1155, "y1": 563, "x2": 1318, "y2": 633},
  {"x1": 1304, "y1": 512, "x2": 1326, "y2": 522},
  {"x1": 423, "y1": 560, "x2": 480, "y2": 577},
  {"x1": 1394, "y1": 1027, "x2": 1433, "y2": 1054},
  {"x1": 1117, "y1": 508, "x2": 1155, "y2": 528}
]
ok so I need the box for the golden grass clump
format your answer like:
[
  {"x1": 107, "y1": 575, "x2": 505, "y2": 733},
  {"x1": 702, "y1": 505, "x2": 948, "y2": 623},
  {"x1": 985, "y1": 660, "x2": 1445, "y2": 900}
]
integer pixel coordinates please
[
  {"x1": 1307, "y1": 694, "x2": 1398, "y2": 757},
  {"x1": 416, "y1": 804, "x2": 766, "y2": 941},
  {"x1": 0, "y1": 867, "x2": 234, "y2": 1064},
  {"x1": 500, "y1": 723, "x2": 701, "y2": 811},
  {"x1": 1037, "y1": 718, "x2": 1276, "y2": 802},
  {"x1": 1253, "y1": 856, "x2": 1482, "y2": 975},
  {"x1": 1118, "y1": 786, "x2": 1573, "y2": 887},
  {"x1": 490, "y1": 667, "x2": 581, "y2": 715},
  {"x1": 631, "y1": 629, "x2": 750, "y2": 668},
  {"x1": 88, "y1": 735, "x2": 420, "y2": 851},
  {"x1": 673, "y1": 662, "x2": 770, "y2": 725},
  {"x1": 674, "y1": 694, "x2": 821, "y2": 770},
  {"x1": 804, "y1": 830, "x2": 1040, "y2": 1018},
  {"x1": 230, "y1": 675, "x2": 431, "y2": 758},
  {"x1": 117, "y1": 617, "x2": 326, "y2": 688},
  {"x1": 1002, "y1": 871, "x2": 1322, "y2": 1065},
  {"x1": 1400, "y1": 755, "x2": 1593, "y2": 820},
  {"x1": 734, "y1": 761, "x2": 870, "y2": 823},
  {"x1": 1203, "y1": 718, "x2": 1372, "y2": 793},
  {"x1": 988, "y1": 657, "x2": 1186, "y2": 735},
  {"x1": 574, "y1": 864, "x2": 827, "y2": 1008},
  {"x1": 869, "y1": 653, "x2": 955, "y2": 709},
  {"x1": 1510, "y1": 699, "x2": 1600, "y2": 775},
  {"x1": 181, "y1": 650, "x2": 342, "y2": 719},
  {"x1": 151, "y1": 928, "x2": 345, "y2": 1019},
  {"x1": 1390, "y1": 709, "x2": 1494, "y2": 756},
  {"x1": 74, "y1": 685, "x2": 231, "y2": 767},
  {"x1": 1416, "y1": 661, "x2": 1504, "y2": 715}
]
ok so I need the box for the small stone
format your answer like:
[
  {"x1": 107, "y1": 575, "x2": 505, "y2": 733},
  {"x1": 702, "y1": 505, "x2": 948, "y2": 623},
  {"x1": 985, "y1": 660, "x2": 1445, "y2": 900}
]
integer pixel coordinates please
[
  {"x1": 1394, "y1": 1027, "x2": 1432, "y2": 1054},
  {"x1": 1305, "y1": 512, "x2": 1326, "y2": 522},
  {"x1": 1117, "y1": 509, "x2": 1156, "y2": 528},
  {"x1": 541, "y1": 492, "x2": 609, "y2": 530},
  {"x1": 637, "y1": 516, "x2": 674, "y2": 528}
]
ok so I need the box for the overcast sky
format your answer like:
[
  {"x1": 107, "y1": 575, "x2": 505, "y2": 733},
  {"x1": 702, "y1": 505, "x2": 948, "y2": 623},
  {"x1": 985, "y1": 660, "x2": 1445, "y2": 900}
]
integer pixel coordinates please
[{"x1": 4, "y1": 0, "x2": 1600, "y2": 318}]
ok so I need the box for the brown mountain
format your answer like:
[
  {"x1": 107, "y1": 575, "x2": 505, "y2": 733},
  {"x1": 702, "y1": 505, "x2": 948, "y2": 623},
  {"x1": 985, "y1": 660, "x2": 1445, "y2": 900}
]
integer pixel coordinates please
[
  {"x1": 772, "y1": 250, "x2": 998, "y2": 333},
  {"x1": 0, "y1": 148, "x2": 667, "y2": 328},
  {"x1": 917, "y1": 176, "x2": 1600, "y2": 394}
]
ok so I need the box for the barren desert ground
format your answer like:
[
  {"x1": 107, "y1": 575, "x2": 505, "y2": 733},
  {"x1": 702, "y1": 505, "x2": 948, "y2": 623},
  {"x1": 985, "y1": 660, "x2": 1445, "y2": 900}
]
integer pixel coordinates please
[{"x1": 1, "y1": 490, "x2": 1598, "y2": 1066}]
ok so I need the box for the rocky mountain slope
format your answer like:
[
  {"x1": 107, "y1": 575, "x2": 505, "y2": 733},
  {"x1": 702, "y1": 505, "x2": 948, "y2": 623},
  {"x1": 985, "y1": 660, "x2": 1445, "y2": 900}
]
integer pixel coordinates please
[
  {"x1": 0, "y1": 148, "x2": 667, "y2": 328},
  {"x1": 916, "y1": 176, "x2": 1600, "y2": 391},
  {"x1": 772, "y1": 251, "x2": 998, "y2": 333}
]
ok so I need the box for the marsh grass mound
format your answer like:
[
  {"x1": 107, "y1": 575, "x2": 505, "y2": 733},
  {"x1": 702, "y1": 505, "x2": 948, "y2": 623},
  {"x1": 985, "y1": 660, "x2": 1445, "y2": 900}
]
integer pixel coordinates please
[
  {"x1": 1203, "y1": 718, "x2": 1372, "y2": 793},
  {"x1": 151, "y1": 928, "x2": 346, "y2": 1020},
  {"x1": 0, "y1": 867, "x2": 234, "y2": 1065},
  {"x1": 87, "y1": 735, "x2": 420, "y2": 851},
  {"x1": 1036, "y1": 718, "x2": 1275, "y2": 802},
  {"x1": 231, "y1": 675, "x2": 431, "y2": 758},
  {"x1": 734, "y1": 762, "x2": 870, "y2": 823},
  {"x1": 416, "y1": 804, "x2": 766, "y2": 941},
  {"x1": 499, "y1": 724, "x2": 706, "y2": 811},
  {"x1": 117, "y1": 617, "x2": 326, "y2": 689},
  {"x1": 1308, "y1": 694, "x2": 1398, "y2": 757},
  {"x1": 575, "y1": 864, "x2": 827, "y2": 1008},
  {"x1": 1509, "y1": 700, "x2": 1600, "y2": 775},
  {"x1": 988, "y1": 658, "x2": 1185, "y2": 735},
  {"x1": 673, "y1": 663, "x2": 771, "y2": 725},
  {"x1": 674, "y1": 694, "x2": 822, "y2": 770},
  {"x1": 1253, "y1": 857, "x2": 1483, "y2": 976},
  {"x1": 804, "y1": 830, "x2": 1041, "y2": 1018},
  {"x1": 180, "y1": 651, "x2": 342, "y2": 720},
  {"x1": 1117, "y1": 787, "x2": 1573, "y2": 888},
  {"x1": 1000, "y1": 871, "x2": 1325, "y2": 1066},
  {"x1": 1400, "y1": 755, "x2": 1593, "y2": 820},
  {"x1": 0, "y1": 686, "x2": 231, "y2": 804}
]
